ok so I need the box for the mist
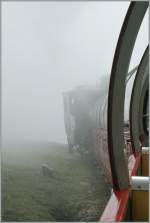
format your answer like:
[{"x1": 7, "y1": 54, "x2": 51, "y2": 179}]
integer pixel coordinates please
[{"x1": 2, "y1": 2, "x2": 148, "y2": 143}]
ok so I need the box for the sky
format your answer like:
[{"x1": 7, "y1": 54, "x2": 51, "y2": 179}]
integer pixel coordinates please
[{"x1": 2, "y1": 2, "x2": 148, "y2": 143}]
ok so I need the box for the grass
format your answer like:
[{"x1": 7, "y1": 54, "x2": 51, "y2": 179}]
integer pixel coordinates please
[{"x1": 2, "y1": 141, "x2": 110, "y2": 221}]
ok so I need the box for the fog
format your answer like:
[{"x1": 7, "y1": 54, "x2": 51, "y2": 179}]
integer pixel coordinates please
[{"x1": 2, "y1": 2, "x2": 148, "y2": 143}]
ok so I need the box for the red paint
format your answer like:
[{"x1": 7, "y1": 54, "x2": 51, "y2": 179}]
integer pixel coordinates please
[
  {"x1": 128, "y1": 153, "x2": 141, "y2": 177},
  {"x1": 100, "y1": 153, "x2": 141, "y2": 222},
  {"x1": 100, "y1": 189, "x2": 129, "y2": 221}
]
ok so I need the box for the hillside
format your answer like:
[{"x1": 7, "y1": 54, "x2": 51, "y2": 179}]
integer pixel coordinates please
[{"x1": 2, "y1": 141, "x2": 110, "y2": 221}]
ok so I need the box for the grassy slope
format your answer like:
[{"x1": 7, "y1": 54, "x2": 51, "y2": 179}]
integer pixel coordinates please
[{"x1": 2, "y1": 141, "x2": 110, "y2": 221}]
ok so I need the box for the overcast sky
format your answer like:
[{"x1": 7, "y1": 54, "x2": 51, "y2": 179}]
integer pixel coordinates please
[{"x1": 2, "y1": 2, "x2": 148, "y2": 143}]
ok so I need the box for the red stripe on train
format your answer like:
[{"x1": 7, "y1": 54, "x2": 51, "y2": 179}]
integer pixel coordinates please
[{"x1": 100, "y1": 153, "x2": 140, "y2": 222}]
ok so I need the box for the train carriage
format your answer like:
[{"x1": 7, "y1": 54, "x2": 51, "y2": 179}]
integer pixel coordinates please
[{"x1": 63, "y1": 2, "x2": 149, "y2": 221}]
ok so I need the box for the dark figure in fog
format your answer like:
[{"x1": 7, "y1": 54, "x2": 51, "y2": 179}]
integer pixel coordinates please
[{"x1": 70, "y1": 96, "x2": 93, "y2": 156}]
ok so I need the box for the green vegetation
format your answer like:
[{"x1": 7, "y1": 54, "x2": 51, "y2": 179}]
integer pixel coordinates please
[{"x1": 2, "y1": 141, "x2": 110, "y2": 221}]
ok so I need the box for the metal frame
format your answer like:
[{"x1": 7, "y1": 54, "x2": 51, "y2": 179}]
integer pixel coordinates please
[
  {"x1": 100, "y1": 154, "x2": 141, "y2": 222},
  {"x1": 126, "y1": 65, "x2": 138, "y2": 84},
  {"x1": 107, "y1": 2, "x2": 148, "y2": 190},
  {"x1": 131, "y1": 176, "x2": 149, "y2": 191},
  {"x1": 139, "y1": 77, "x2": 149, "y2": 143},
  {"x1": 142, "y1": 147, "x2": 149, "y2": 155},
  {"x1": 130, "y1": 47, "x2": 149, "y2": 151},
  {"x1": 142, "y1": 88, "x2": 149, "y2": 135}
]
